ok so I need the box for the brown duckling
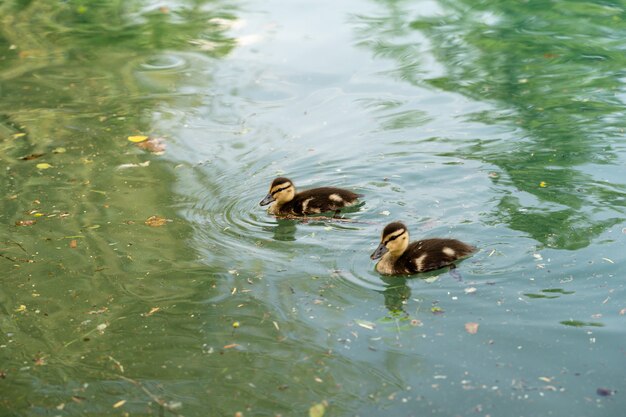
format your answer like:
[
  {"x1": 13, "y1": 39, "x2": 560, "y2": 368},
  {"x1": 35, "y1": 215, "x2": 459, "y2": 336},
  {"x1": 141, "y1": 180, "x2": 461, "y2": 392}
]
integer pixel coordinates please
[
  {"x1": 371, "y1": 222, "x2": 475, "y2": 275},
  {"x1": 260, "y1": 177, "x2": 361, "y2": 216}
]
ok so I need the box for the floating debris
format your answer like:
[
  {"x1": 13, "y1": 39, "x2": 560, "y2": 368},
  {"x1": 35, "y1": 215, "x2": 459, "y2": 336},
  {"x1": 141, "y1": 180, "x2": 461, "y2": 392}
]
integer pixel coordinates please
[
  {"x1": 15, "y1": 220, "x2": 36, "y2": 226},
  {"x1": 354, "y1": 319, "x2": 376, "y2": 330},
  {"x1": 144, "y1": 215, "x2": 169, "y2": 227},
  {"x1": 465, "y1": 322, "x2": 479, "y2": 334},
  {"x1": 117, "y1": 161, "x2": 150, "y2": 169},
  {"x1": 112, "y1": 400, "x2": 127, "y2": 408},
  {"x1": 596, "y1": 387, "x2": 615, "y2": 397},
  {"x1": 19, "y1": 153, "x2": 45, "y2": 161},
  {"x1": 309, "y1": 401, "x2": 327, "y2": 417},
  {"x1": 127, "y1": 135, "x2": 148, "y2": 143}
]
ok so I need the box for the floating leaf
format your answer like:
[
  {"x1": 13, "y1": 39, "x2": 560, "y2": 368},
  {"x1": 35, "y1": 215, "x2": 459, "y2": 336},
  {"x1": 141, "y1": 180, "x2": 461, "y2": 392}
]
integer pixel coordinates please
[
  {"x1": 136, "y1": 137, "x2": 166, "y2": 154},
  {"x1": 15, "y1": 304, "x2": 27, "y2": 313},
  {"x1": 223, "y1": 343, "x2": 239, "y2": 349},
  {"x1": 539, "y1": 181, "x2": 547, "y2": 187},
  {"x1": 117, "y1": 161, "x2": 150, "y2": 170},
  {"x1": 560, "y1": 320, "x2": 604, "y2": 328},
  {"x1": 232, "y1": 321, "x2": 240, "y2": 328},
  {"x1": 19, "y1": 153, "x2": 45, "y2": 161},
  {"x1": 597, "y1": 388, "x2": 615, "y2": 397},
  {"x1": 36, "y1": 163, "x2": 52, "y2": 170},
  {"x1": 354, "y1": 319, "x2": 376, "y2": 330},
  {"x1": 128, "y1": 135, "x2": 148, "y2": 143},
  {"x1": 524, "y1": 293, "x2": 559, "y2": 299},
  {"x1": 53, "y1": 147, "x2": 67, "y2": 154},
  {"x1": 542, "y1": 288, "x2": 575, "y2": 295},
  {"x1": 112, "y1": 400, "x2": 126, "y2": 408},
  {"x1": 431, "y1": 306, "x2": 444, "y2": 314},
  {"x1": 15, "y1": 220, "x2": 36, "y2": 226},
  {"x1": 69, "y1": 240, "x2": 78, "y2": 249},
  {"x1": 465, "y1": 322, "x2": 479, "y2": 334},
  {"x1": 309, "y1": 402, "x2": 326, "y2": 417},
  {"x1": 145, "y1": 307, "x2": 160, "y2": 317},
  {"x1": 145, "y1": 215, "x2": 169, "y2": 227}
]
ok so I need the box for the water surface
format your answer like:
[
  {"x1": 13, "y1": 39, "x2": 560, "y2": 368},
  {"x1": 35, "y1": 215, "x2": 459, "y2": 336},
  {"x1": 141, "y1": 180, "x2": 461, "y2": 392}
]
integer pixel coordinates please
[{"x1": 1, "y1": 0, "x2": 625, "y2": 416}]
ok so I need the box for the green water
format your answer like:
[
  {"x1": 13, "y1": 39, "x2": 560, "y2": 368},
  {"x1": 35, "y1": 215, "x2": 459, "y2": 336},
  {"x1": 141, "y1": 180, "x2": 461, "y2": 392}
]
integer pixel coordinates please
[{"x1": 1, "y1": 0, "x2": 625, "y2": 416}]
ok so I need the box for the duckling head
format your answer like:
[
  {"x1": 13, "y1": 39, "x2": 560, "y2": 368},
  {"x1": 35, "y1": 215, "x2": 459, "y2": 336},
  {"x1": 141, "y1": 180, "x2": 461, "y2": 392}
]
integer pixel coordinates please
[
  {"x1": 260, "y1": 177, "x2": 296, "y2": 207},
  {"x1": 370, "y1": 222, "x2": 409, "y2": 260}
]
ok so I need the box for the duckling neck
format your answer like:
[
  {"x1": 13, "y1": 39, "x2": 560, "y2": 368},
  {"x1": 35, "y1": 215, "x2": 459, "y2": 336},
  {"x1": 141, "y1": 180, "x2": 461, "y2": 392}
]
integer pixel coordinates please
[
  {"x1": 376, "y1": 253, "x2": 399, "y2": 275},
  {"x1": 268, "y1": 202, "x2": 286, "y2": 215}
]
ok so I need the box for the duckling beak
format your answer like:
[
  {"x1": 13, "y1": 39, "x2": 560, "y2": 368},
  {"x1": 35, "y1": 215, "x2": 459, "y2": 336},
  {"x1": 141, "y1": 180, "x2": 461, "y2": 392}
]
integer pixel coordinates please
[
  {"x1": 259, "y1": 193, "x2": 275, "y2": 206},
  {"x1": 370, "y1": 243, "x2": 388, "y2": 260}
]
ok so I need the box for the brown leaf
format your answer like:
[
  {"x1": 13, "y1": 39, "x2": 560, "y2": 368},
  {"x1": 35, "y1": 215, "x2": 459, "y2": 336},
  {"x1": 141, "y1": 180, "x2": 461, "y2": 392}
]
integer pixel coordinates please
[
  {"x1": 465, "y1": 322, "x2": 479, "y2": 334},
  {"x1": 69, "y1": 239, "x2": 78, "y2": 249},
  {"x1": 145, "y1": 215, "x2": 169, "y2": 227},
  {"x1": 19, "y1": 153, "x2": 45, "y2": 161},
  {"x1": 223, "y1": 343, "x2": 240, "y2": 349},
  {"x1": 136, "y1": 137, "x2": 166, "y2": 154},
  {"x1": 16, "y1": 220, "x2": 36, "y2": 226}
]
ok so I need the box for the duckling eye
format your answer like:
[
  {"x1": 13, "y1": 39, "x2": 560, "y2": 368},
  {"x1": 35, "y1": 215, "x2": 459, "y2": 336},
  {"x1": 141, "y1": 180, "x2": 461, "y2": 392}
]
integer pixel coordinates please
[
  {"x1": 383, "y1": 230, "x2": 406, "y2": 245},
  {"x1": 271, "y1": 185, "x2": 291, "y2": 196}
]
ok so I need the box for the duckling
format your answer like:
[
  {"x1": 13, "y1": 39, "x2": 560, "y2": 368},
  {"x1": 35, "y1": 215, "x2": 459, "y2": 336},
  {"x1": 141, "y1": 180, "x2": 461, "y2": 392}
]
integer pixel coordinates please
[
  {"x1": 371, "y1": 222, "x2": 475, "y2": 275},
  {"x1": 259, "y1": 177, "x2": 361, "y2": 216}
]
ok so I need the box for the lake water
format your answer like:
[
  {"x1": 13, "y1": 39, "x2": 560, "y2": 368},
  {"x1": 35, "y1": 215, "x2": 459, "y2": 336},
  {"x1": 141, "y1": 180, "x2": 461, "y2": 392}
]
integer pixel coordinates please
[{"x1": 1, "y1": 0, "x2": 625, "y2": 416}]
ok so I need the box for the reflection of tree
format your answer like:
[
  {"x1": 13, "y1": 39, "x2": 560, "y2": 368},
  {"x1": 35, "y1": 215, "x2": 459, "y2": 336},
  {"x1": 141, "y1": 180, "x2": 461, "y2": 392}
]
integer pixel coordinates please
[
  {"x1": 0, "y1": 2, "x2": 239, "y2": 413},
  {"x1": 355, "y1": 0, "x2": 626, "y2": 249},
  {"x1": 0, "y1": 0, "x2": 236, "y2": 230}
]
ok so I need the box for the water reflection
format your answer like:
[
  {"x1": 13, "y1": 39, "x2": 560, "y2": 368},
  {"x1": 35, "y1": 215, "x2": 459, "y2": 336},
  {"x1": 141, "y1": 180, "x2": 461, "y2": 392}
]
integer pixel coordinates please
[
  {"x1": 0, "y1": 1, "x2": 241, "y2": 414},
  {"x1": 379, "y1": 275, "x2": 411, "y2": 313},
  {"x1": 355, "y1": 0, "x2": 626, "y2": 249},
  {"x1": 264, "y1": 218, "x2": 298, "y2": 241}
]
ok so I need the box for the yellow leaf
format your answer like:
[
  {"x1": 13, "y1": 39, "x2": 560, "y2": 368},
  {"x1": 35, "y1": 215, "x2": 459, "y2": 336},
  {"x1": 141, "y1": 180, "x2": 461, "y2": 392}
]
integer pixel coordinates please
[
  {"x1": 539, "y1": 181, "x2": 547, "y2": 188},
  {"x1": 112, "y1": 400, "x2": 126, "y2": 408},
  {"x1": 309, "y1": 403, "x2": 326, "y2": 417},
  {"x1": 128, "y1": 135, "x2": 148, "y2": 143},
  {"x1": 15, "y1": 305, "x2": 27, "y2": 313},
  {"x1": 36, "y1": 163, "x2": 52, "y2": 170},
  {"x1": 145, "y1": 307, "x2": 160, "y2": 317}
]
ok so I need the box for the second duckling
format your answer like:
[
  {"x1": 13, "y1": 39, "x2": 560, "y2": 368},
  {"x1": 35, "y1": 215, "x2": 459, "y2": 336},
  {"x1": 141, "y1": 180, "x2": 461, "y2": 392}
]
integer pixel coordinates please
[
  {"x1": 260, "y1": 177, "x2": 361, "y2": 216},
  {"x1": 371, "y1": 222, "x2": 475, "y2": 275}
]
